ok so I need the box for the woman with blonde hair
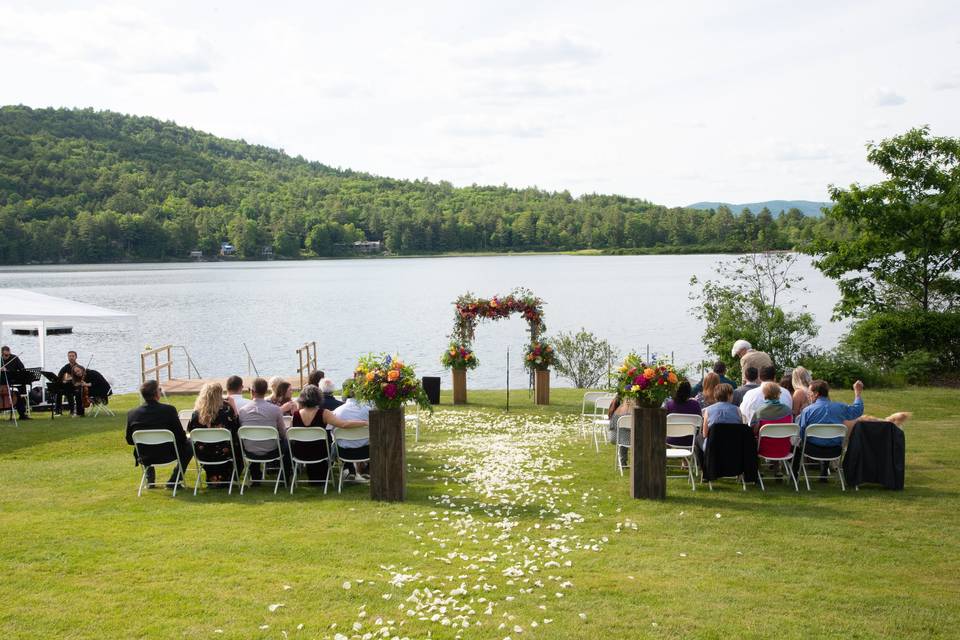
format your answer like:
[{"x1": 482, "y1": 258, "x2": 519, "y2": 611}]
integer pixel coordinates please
[
  {"x1": 696, "y1": 372, "x2": 721, "y2": 408},
  {"x1": 187, "y1": 382, "x2": 241, "y2": 486},
  {"x1": 791, "y1": 366, "x2": 814, "y2": 416}
]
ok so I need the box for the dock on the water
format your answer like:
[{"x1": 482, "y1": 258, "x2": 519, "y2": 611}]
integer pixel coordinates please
[{"x1": 160, "y1": 375, "x2": 304, "y2": 395}]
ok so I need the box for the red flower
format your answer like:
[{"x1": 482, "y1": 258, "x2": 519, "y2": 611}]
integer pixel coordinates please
[{"x1": 383, "y1": 383, "x2": 398, "y2": 399}]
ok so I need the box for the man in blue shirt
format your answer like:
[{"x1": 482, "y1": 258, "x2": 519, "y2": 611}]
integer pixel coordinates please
[{"x1": 797, "y1": 379, "x2": 864, "y2": 479}]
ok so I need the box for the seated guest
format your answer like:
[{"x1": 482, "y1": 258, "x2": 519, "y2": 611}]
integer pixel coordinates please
[
  {"x1": 319, "y1": 377, "x2": 344, "y2": 411},
  {"x1": 732, "y1": 366, "x2": 760, "y2": 406},
  {"x1": 294, "y1": 383, "x2": 367, "y2": 481},
  {"x1": 238, "y1": 377, "x2": 290, "y2": 481},
  {"x1": 797, "y1": 380, "x2": 864, "y2": 479},
  {"x1": 225, "y1": 375, "x2": 250, "y2": 413},
  {"x1": 696, "y1": 372, "x2": 720, "y2": 408},
  {"x1": 307, "y1": 369, "x2": 326, "y2": 387},
  {"x1": 267, "y1": 376, "x2": 284, "y2": 402},
  {"x1": 187, "y1": 382, "x2": 241, "y2": 486},
  {"x1": 692, "y1": 361, "x2": 737, "y2": 395},
  {"x1": 698, "y1": 383, "x2": 742, "y2": 453},
  {"x1": 664, "y1": 380, "x2": 701, "y2": 447},
  {"x1": 269, "y1": 380, "x2": 298, "y2": 415},
  {"x1": 125, "y1": 380, "x2": 192, "y2": 487},
  {"x1": 791, "y1": 366, "x2": 814, "y2": 416},
  {"x1": 779, "y1": 373, "x2": 794, "y2": 395},
  {"x1": 740, "y1": 365, "x2": 792, "y2": 426},
  {"x1": 750, "y1": 381, "x2": 792, "y2": 433},
  {"x1": 332, "y1": 380, "x2": 374, "y2": 479}
]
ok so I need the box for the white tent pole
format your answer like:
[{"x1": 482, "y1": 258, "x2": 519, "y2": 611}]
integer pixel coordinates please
[{"x1": 39, "y1": 320, "x2": 47, "y2": 404}]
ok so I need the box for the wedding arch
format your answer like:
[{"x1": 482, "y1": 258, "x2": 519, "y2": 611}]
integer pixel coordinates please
[{"x1": 450, "y1": 287, "x2": 546, "y2": 347}]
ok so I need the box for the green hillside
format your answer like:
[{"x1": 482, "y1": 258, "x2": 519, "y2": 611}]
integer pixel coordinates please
[{"x1": 0, "y1": 106, "x2": 834, "y2": 264}]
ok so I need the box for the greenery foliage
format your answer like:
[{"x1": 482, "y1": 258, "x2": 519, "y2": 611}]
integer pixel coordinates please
[
  {"x1": 798, "y1": 348, "x2": 891, "y2": 389},
  {"x1": 690, "y1": 252, "x2": 819, "y2": 376},
  {"x1": 843, "y1": 311, "x2": 960, "y2": 371},
  {"x1": 803, "y1": 126, "x2": 960, "y2": 318},
  {"x1": 0, "y1": 106, "x2": 834, "y2": 264},
  {"x1": 552, "y1": 328, "x2": 617, "y2": 388}
]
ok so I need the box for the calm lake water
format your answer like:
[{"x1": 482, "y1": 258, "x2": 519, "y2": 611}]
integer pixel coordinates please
[{"x1": 0, "y1": 255, "x2": 848, "y2": 393}]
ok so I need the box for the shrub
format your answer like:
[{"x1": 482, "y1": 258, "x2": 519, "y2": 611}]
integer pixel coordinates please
[
  {"x1": 553, "y1": 329, "x2": 617, "y2": 388},
  {"x1": 798, "y1": 348, "x2": 893, "y2": 389},
  {"x1": 844, "y1": 311, "x2": 960, "y2": 370},
  {"x1": 894, "y1": 350, "x2": 940, "y2": 385}
]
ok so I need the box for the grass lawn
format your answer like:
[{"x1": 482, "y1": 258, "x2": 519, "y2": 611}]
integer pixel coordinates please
[{"x1": 1, "y1": 386, "x2": 957, "y2": 639}]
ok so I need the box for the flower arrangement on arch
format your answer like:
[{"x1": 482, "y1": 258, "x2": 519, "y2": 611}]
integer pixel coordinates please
[
  {"x1": 612, "y1": 353, "x2": 681, "y2": 408},
  {"x1": 441, "y1": 343, "x2": 479, "y2": 370},
  {"x1": 352, "y1": 353, "x2": 432, "y2": 411},
  {"x1": 452, "y1": 288, "x2": 546, "y2": 345},
  {"x1": 524, "y1": 340, "x2": 556, "y2": 371}
]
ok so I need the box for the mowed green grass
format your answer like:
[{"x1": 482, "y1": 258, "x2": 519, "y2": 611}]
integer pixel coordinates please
[{"x1": 0, "y1": 387, "x2": 957, "y2": 639}]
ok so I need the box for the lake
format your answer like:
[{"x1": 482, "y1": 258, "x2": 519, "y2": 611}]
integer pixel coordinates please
[{"x1": 0, "y1": 254, "x2": 848, "y2": 393}]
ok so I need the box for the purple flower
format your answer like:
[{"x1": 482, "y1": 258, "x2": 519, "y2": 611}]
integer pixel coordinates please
[{"x1": 383, "y1": 383, "x2": 398, "y2": 399}]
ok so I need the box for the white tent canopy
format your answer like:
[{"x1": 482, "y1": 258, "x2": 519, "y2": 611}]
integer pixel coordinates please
[{"x1": 0, "y1": 288, "x2": 136, "y2": 374}]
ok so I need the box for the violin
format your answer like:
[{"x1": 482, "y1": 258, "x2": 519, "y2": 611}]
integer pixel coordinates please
[{"x1": 81, "y1": 383, "x2": 91, "y2": 409}]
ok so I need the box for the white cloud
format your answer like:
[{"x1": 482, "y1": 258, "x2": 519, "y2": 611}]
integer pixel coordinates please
[
  {"x1": 872, "y1": 87, "x2": 906, "y2": 107},
  {"x1": 455, "y1": 33, "x2": 602, "y2": 68}
]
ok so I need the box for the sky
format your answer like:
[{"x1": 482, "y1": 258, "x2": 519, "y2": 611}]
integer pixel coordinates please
[{"x1": 2, "y1": 0, "x2": 959, "y2": 206}]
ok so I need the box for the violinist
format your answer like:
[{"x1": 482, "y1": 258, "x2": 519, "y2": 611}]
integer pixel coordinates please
[
  {"x1": 55, "y1": 350, "x2": 79, "y2": 416},
  {"x1": 1, "y1": 345, "x2": 29, "y2": 420},
  {"x1": 68, "y1": 364, "x2": 111, "y2": 417}
]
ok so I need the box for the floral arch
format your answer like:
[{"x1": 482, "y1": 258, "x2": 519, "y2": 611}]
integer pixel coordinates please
[{"x1": 450, "y1": 287, "x2": 546, "y2": 349}]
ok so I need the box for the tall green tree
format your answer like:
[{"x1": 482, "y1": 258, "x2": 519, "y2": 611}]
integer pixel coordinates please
[{"x1": 803, "y1": 126, "x2": 960, "y2": 318}]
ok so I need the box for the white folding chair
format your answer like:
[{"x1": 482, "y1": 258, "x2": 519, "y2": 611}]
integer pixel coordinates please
[
  {"x1": 287, "y1": 426, "x2": 333, "y2": 494},
  {"x1": 665, "y1": 416, "x2": 698, "y2": 490},
  {"x1": 333, "y1": 426, "x2": 370, "y2": 493},
  {"x1": 615, "y1": 414, "x2": 632, "y2": 475},
  {"x1": 756, "y1": 423, "x2": 800, "y2": 492},
  {"x1": 405, "y1": 403, "x2": 420, "y2": 442},
  {"x1": 580, "y1": 391, "x2": 606, "y2": 439},
  {"x1": 592, "y1": 393, "x2": 617, "y2": 451},
  {"x1": 282, "y1": 415, "x2": 293, "y2": 431},
  {"x1": 188, "y1": 427, "x2": 239, "y2": 495},
  {"x1": 237, "y1": 425, "x2": 287, "y2": 495},
  {"x1": 131, "y1": 429, "x2": 188, "y2": 497},
  {"x1": 799, "y1": 424, "x2": 848, "y2": 491},
  {"x1": 178, "y1": 409, "x2": 193, "y2": 431}
]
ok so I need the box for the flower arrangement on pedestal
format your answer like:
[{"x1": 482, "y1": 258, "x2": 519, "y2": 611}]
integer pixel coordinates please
[
  {"x1": 524, "y1": 340, "x2": 556, "y2": 371},
  {"x1": 612, "y1": 353, "x2": 681, "y2": 408},
  {"x1": 451, "y1": 288, "x2": 546, "y2": 345},
  {"x1": 441, "y1": 343, "x2": 479, "y2": 370},
  {"x1": 352, "y1": 353, "x2": 432, "y2": 411}
]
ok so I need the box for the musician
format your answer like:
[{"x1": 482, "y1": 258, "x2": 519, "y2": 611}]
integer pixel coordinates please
[
  {"x1": 68, "y1": 365, "x2": 111, "y2": 417},
  {"x1": 55, "y1": 350, "x2": 79, "y2": 415},
  {"x1": 0, "y1": 345, "x2": 29, "y2": 420}
]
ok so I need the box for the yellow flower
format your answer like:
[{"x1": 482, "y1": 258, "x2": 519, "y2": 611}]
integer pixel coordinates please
[
  {"x1": 631, "y1": 384, "x2": 640, "y2": 392},
  {"x1": 643, "y1": 368, "x2": 655, "y2": 379},
  {"x1": 619, "y1": 365, "x2": 628, "y2": 373},
  {"x1": 449, "y1": 349, "x2": 457, "y2": 356}
]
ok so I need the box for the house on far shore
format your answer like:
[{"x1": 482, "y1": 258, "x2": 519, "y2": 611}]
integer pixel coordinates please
[
  {"x1": 189, "y1": 250, "x2": 203, "y2": 260},
  {"x1": 353, "y1": 240, "x2": 382, "y2": 253},
  {"x1": 220, "y1": 242, "x2": 236, "y2": 256},
  {"x1": 262, "y1": 245, "x2": 274, "y2": 259}
]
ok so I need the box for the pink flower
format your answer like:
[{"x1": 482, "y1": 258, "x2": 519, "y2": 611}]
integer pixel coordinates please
[{"x1": 383, "y1": 383, "x2": 398, "y2": 399}]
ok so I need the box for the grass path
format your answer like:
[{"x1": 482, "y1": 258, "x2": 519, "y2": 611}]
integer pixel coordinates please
[{"x1": 0, "y1": 387, "x2": 958, "y2": 638}]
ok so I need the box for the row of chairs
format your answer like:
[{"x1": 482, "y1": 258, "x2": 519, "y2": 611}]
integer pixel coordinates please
[
  {"x1": 131, "y1": 424, "x2": 370, "y2": 497},
  {"x1": 605, "y1": 409, "x2": 849, "y2": 492}
]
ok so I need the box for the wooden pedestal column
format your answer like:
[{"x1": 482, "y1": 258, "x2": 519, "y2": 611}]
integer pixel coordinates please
[
  {"x1": 631, "y1": 406, "x2": 666, "y2": 500},
  {"x1": 534, "y1": 369, "x2": 550, "y2": 405},
  {"x1": 452, "y1": 368, "x2": 467, "y2": 405},
  {"x1": 369, "y1": 407, "x2": 406, "y2": 502}
]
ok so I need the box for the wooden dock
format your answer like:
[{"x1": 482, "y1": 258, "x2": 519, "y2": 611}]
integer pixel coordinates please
[{"x1": 160, "y1": 375, "x2": 303, "y2": 396}]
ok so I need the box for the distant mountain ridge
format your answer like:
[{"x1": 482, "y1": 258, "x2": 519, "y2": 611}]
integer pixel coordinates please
[{"x1": 687, "y1": 200, "x2": 831, "y2": 217}]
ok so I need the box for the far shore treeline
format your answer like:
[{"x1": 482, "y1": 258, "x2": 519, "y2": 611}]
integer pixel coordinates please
[{"x1": 0, "y1": 105, "x2": 842, "y2": 265}]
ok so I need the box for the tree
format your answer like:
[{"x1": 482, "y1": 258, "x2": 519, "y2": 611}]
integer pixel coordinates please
[
  {"x1": 803, "y1": 126, "x2": 960, "y2": 318},
  {"x1": 690, "y1": 252, "x2": 819, "y2": 374},
  {"x1": 552, "y1": 328, "x2": 618, "y2": 388}
]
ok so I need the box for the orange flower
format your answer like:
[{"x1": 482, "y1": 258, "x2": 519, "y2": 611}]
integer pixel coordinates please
[
  {"x1": 643, "y1": 368, "x2": 655, "y2": 379},
  {"x1": 365, "y1": 371, "x2": 375, "y2": 382},
  {"x1": 667, "y1": 372, "x2": 678, "y2": 384},
  {"x1": 387, "y1": 369, "x2": 400, "y2": 381}
]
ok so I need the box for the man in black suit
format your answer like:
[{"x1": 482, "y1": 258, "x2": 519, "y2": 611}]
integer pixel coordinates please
[
  {"x1": 125, "y1": 380, "x2": 191, "y2": 487},
  {"x1": 1, "y1": 345, "x2": 29, "y2": 420}
]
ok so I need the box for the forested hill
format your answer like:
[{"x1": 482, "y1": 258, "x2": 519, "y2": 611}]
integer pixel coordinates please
[
  {"x1": 0, "y1": 106, "x2": 835, "y2": 264},
  {"x1": 687, "y1": 200, "x2": 831, "y2": 218}
]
